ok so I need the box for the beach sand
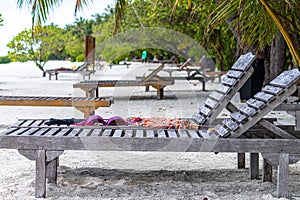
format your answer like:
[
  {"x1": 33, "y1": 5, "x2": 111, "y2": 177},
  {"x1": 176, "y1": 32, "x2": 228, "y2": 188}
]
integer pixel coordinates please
[{"x1": 0, "y1": 61, "x2": 299, "y2": 200}]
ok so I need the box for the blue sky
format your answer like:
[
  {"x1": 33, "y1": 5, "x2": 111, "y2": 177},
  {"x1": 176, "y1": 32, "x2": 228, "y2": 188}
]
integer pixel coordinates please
[{"x1": 0, "y1": 0, "x2": 114, "y2": 56}]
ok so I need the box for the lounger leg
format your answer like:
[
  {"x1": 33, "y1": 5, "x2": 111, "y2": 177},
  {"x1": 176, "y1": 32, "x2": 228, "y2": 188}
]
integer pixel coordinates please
[
  {"x1": 237, "y1": 153, "x2": 246, "y2": 169},
  {"x1": 295, "y1": 111, "x2": 300, "y2": 131},
  {"x1": 76, "y1": 106, "x2": 95, "y2": 118},
  {"x1": 202, "y1": 80, "x2": 206, "y2": 91},
  {"x1": 46, "y1": 157, "x2": 58, "y2": 184},
  {"x1": 262, "y1": 158, "x2": 272, "y2": 182},
  {"x1": 36, "y1": 150, "x2": 46, "y2": 198},
  {"x1": 145, "y1": 86, "x2": 149, "y2": 92},
  {"x1": 157, "y1": 87, "x2": 164, "y2": 99},
  {"x1": 277, "y1": 154, "x2": 289, "y2": 198},
  {"x1": 250, "y1": 153, "x2": 259, "y2": 180}
]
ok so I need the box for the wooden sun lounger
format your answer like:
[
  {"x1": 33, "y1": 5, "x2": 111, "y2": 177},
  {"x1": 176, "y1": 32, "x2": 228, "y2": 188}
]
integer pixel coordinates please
[
  {"x1": 193, "y1": 52, "x2": 255, "y2": 125},
  {"x1": 108, "y1": 59, "x2": 131, "y2": 69},
  {"x1": 0, "y1": 96, "x2": 113, "y2": 118},
  {"x1": 0, "y1": 67, "x2": 300, "y2": 198},
  {"x1": 46, "y1": 62, "x2": 95, "y2": 80},
  {"x1": 73, "y1": 63, "x2": 174, "y2": 99}
]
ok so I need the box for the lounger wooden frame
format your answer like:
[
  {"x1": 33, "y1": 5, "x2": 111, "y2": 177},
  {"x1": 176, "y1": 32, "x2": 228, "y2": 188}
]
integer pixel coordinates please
[
  {"x1": 46, "y1": 62, "x2": 95, "y2": 80},
  {"x1": 1, "y1": 60, "x2": 300, "y2": 198},
  {"x1": 0, "y1": 96, "x2": 113, "y2": 118},
  {"x1": 73, "y1": 63, "x2": 174, "y2": 99}
]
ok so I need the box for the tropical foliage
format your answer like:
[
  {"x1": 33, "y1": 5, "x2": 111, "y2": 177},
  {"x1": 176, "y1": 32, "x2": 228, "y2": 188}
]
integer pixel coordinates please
[
  {"x1": 7, "y1": 25, "x2": 66, "y2": 76},
  {"x1": 0, "y1": 56, "x2": 11, "y2": 64},
  {"x1": 0, "y1": 14, "x2": 3, "y2": 26},
  {"x1": 13, "y1": 0, "x2": 300, "y2": 69},
  {"x1": 206, "y1": 0, "x2": 300, "y2": 66}
]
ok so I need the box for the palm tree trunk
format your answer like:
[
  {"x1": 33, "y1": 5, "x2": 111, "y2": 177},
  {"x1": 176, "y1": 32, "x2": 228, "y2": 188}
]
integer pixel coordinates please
[{"x1": 269, "y1": 31, "x2": 286, "y2": 81}]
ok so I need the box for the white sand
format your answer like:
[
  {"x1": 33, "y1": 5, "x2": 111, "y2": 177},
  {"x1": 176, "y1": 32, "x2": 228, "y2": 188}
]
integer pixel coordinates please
[{"x1": 0, "y1": 61, "x2": 299, "y2": 199}]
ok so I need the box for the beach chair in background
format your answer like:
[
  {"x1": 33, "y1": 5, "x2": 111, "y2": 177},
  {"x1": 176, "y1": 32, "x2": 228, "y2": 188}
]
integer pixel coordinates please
[
  {"x1": 108, "y1": 58, "x2": 132, "y2": 69},
  {"x1": 187, "y1": 56, "x2": 226, "y2": 83},
  {"x1": 157, "y1": 56, "x2": 226, "y2": 90},
  {"x1": 0, "y1": 68, "x2": 299, "y2": 198},
  {"x1": 73, "y1": 63, "x2": 174, "y2": 99},
  {"x1": 45, "y1": 62, "x2": 95, "y2": 80},
  {"x1": 0, "y1": 96, "x2": 113, "y2": 118}
]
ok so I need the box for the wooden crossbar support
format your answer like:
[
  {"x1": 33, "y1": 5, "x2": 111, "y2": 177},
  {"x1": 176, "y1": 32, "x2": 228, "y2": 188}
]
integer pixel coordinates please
[
  {"x1": 73, "y1": 79, "x2": 174, "y2": 99},
  {"x1": 0, "y1": 96, "x2": 112, "y2": 117}
]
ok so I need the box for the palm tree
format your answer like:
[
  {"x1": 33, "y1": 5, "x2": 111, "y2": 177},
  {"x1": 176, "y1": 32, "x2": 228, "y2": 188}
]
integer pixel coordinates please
[
  {"x1": 206, "y1": 0, "x2": 300, "y2": 66},
  {"x1": 16, "y1": 0, "x2": 126, "y2": 34},
  {"x1": 16, "y1": 0, "x2": 300, "y2": 66}
]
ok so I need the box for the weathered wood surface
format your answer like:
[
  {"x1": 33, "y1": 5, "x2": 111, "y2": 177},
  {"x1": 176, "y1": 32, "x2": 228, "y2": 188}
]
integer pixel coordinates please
[
  {"x1": 277, "y1": 154, "x2": 290, "y2": 198},
  {"x1": 36, "y1": 150, "x2": 46, "y2": 198},
  {"x1": 73, "y1": 64, "x2": 174, "y2": 99},
  {"x1": 261, "y1": 153, "x2": 300, "y2": 166},
  {"x1": 0, "y1": 96, "x2": 112, "y2": 107},
  {"x1": 249, "y1": 153, "x2": 259, "y2": 180},
  {"x1": 18, "y1": 149, "x2": 63, "y2": 162},
  {"x1": 2, "y1": 127, "x2": 300, "y2": 152},
  {"x1": 46, "y1": 62, "x2": 94, "y2": 80},
  {"x1": 193, "y1": 52, "x2": 256, "y2": 125},
  {"x1": 214, "y1": 68, "x2": 300, "y2": 139},
  {"x1": 0, "y1": 96, "x2": 113, "y2": 118}
]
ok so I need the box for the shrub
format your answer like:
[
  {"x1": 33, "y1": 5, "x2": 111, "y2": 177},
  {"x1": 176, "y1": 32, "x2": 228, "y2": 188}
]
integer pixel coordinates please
[
  {"x1": 76, "y1": 54, "x2": 85, "y2": 62},
  {"x1": 0, "y1": 56, "x2": 11, "y2": 64}
]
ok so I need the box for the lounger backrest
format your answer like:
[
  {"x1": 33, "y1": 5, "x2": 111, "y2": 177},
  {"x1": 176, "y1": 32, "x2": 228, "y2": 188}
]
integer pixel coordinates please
[
  {"x1": 198, "y1": 56, "x2": 215, "y2": 72},
  {"x1": 142, "y1": 63, "x2": 165, "y2": 83},
  {"x1": 75, "y1": 62, "x2": 92, "y2": 71},
  {"x1": 193, "y1": 52, "x2": 256, "y2": 125},
  {"x1": 179, "y1": 58, "x2": 192, "y2": 70},
  {"x1": 210, "y1": 69, "x2": 300, "y2": 138}
]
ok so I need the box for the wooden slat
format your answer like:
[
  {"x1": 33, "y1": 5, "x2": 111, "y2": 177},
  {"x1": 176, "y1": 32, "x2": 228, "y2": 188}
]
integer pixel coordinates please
[
  {"x1": 78, "y1": 128, "x2": 91, "y2": 137},
  {"x1": 262, "y1": 85, "x2": 283, "y2": 95},
  {"x1": 209, "y1": 91, "x2": 224, "y2": 102},
  {"x1": 187, "y1": 130, "x2": 200, "y2": 138},
  {"x1": 199, "y1": 106, "x2": 212, "y2": 117},
  {"x1": 239, "y1": 105, "x2": 257, "y2": 117},
  {"x1": 230, "y1": 112, "x2": 248, "y2": 123},
  {"x1": 31, "y1": 128, "x2": 49, "y2": 136},
  {"x1": 102, "y1": 129, "x2": 112, "y2": 137},
  {"x1": 222, "y1": 118, "x2": 239, "y2": 131},
  {"x1": 157, "y1": 130, "x2": 166, "y2": 138},
  {"x1": 226, "y1": 70, "x2": 243, "y2": 79},
  {"x1": 231, "y1": 52, "x2": 255, "y2": 71},
  {"x1": 55, "y1": 129, "x2": 71, "y2": 137},
  {"x1": 43, "y1": 128, "x2": 60, "y2": 136},
  {"x1": 216, "y1": 85, "x2": 231, "y2": 94},
  {"x1": 135, "y1": 130, "x2": 144, "y2": 138},
  {"x1": 66, "y1": 128, "x2": 81, "y2": 137},
  {"x1": 143, "y1": 129, "x2": 153, "y2": 138},
  {"x1": 124, "y1": 130, "x2": 133, "y2": 138},
  {"x1": 214, "y1": 124, "x2": 230, "y2": 137},
  {"x1": 90, "y1": 129, "x2": 103, "y2": 137},
  {"x1": 270, "y1": 69, "x2": 300, "y2": 88},
  {"x1": 192, "y1": 113, "x2": 206, "y2": 124},
  {"x1": 21, "y1": 128, "x2": 40, "y2": 136},
  {"x1": 177, "y1": 129, "x2": 189, "y2": 138},
  {"x1": 167, "y1": 129, "x2": 178, "y2": 138},
  {"x1": 221, "y1": 76, "x2": 237, "y2": 86},
  {"x1": 8, "y1": 128, "x2": 29, "y2": 136},
  {"x1": 246, "y1": 98, "x2": 266, "y2": 110},
  {"x1": 204, "y1": 98, "x2": 218, "y2": 109},
  {"x1": 254, "y1": 92, "x2": 274, "y2": 103},
  {"x1": 113, "y1": 130, "x2": 123, "y2": 137}
]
